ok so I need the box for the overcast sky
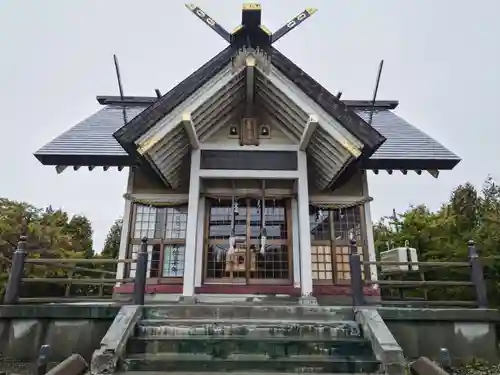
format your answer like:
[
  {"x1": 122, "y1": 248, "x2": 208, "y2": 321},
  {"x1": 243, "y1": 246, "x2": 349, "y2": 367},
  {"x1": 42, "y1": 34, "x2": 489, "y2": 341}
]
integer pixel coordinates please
[{"x1": 1, "y1": 0, "x2": 499, "y2": 252}]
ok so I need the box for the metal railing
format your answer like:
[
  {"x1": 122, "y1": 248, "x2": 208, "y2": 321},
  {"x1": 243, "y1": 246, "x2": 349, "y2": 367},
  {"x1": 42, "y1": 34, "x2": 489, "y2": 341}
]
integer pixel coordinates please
[
  {"x1": 349, "y1": 239, "x2": 488, "y2": 308},
  {"x1": 1, "y1": 236, "x2": 151, "y2": 305}
]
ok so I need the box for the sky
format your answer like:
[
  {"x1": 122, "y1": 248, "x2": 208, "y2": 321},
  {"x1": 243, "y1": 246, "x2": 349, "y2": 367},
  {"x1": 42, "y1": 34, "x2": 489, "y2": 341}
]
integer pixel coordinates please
[{"x1": 1, "y1": 0, "x2": 499, "y2": 252}]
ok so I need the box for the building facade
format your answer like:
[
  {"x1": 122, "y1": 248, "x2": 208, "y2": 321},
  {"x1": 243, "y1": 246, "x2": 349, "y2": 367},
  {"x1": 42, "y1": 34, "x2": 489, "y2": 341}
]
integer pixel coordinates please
[{"x1": 34, "y1": 4, "x2": 460, "y2": 302}]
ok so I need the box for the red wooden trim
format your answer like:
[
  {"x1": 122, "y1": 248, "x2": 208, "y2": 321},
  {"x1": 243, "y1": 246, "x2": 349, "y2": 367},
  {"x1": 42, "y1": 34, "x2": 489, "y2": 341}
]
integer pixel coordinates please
[{"x1": 113, "y1": 283, "x2": 380, "y2": 297}]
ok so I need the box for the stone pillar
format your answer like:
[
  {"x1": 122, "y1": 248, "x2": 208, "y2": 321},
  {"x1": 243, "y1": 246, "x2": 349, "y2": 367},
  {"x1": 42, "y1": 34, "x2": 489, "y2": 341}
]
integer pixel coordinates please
[
  {"x1": 297, "y1": 151, "x2": 316, "y2": 304},
  {"x1": 181, "y1": 149, "x2": 201, "y2": 301},
  {"x1": 116, "y1": 168, "x2": 134, "y2": 286}
]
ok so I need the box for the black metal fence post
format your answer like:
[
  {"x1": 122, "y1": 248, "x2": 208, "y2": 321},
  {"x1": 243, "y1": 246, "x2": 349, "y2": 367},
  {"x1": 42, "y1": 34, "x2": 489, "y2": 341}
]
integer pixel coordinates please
[
  {"x1": 349, "y1": 238, "x2": 365, "y2": 306},
  {"x1": 467, "y1": 240, "x2": 488, "y2": 308},
  {"x1": 3, "y1": 235, "x2": 28, "y2": 305},
  {"x1": 133, "y1": 237, "x2": 149, "y2": 305}
]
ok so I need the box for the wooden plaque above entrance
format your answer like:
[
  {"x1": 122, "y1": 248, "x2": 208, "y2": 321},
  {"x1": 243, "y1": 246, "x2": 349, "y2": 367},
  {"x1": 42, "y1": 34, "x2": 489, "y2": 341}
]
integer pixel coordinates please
[{"x1": 200, "y1": 150, "x2": 298, "y2": 170}]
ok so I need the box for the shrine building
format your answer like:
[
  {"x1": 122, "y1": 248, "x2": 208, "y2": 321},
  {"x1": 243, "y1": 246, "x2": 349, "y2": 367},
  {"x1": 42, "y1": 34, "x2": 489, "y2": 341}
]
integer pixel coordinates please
[{"x1": 34, "y1": 4, "x2": 460, "y2": 303}]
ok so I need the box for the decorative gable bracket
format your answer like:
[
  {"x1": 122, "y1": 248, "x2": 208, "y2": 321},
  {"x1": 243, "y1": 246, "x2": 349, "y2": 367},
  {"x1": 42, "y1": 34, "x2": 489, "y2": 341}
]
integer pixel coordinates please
[{"x1": 232, "y1": 47, "x2": 271, "y2": 75}]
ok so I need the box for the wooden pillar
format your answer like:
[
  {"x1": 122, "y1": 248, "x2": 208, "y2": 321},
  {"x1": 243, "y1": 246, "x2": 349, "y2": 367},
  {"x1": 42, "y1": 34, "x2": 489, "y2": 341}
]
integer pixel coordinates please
[
  {"x1": 182, "y1": 149, "x2": 201, "y2": 298},
  {"x1": 116, "y1": 168, "x2": 134, "y2": 286},
  {"x1": 297, "y1": 151, "x2": 315, "y2": 303},
  {"x1": 194, "y1": 196, "x2": 206, "y2": 287},
  {"x1": 291, "y1": 198, "x2": 301, "y2": 289},
  {"x1": 361, "y1": 171, "x2": 378, "y2": 283}
]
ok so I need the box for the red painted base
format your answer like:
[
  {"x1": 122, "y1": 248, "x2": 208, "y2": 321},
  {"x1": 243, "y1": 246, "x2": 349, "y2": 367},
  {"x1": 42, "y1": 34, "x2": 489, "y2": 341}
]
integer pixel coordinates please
[{"x1": 113, "y1": 283, "x2": 380, "y2": 297}]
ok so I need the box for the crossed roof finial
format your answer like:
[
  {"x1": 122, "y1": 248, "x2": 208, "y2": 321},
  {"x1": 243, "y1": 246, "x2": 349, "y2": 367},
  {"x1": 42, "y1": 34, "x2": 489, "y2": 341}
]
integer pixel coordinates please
[{"x1": 185, "y1": 3, "x2": 317, "y2": 48}]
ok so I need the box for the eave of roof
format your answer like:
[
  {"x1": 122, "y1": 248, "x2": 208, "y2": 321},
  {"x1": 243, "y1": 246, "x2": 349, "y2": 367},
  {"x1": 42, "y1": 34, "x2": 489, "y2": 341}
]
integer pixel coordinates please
[
  {"x1": 33, "y1": 105, "x2": 144, "y2": 167},
  {"x1": 269, "y1": 47, "x2": 386, "y2": 153},
  {"x1": 97, "y1": 95, "x2": 400, "y2": 110},
  {"x1": 113, "y1": 46, "x2": 236, "y2": 148},
  {"x1": 34, "y1": 103, "x2": 460, "y2": 180},
  {"x1": 357, "y1": 109, "x2": 461, "y2": 168},
  {"x1": 112, "y1": 46, "x2": 387, "y2": 160},
  {"x1": 34, "y1": 153, "x2": 134, "y2": 167},
  {"x1": 134, "y1": 64, "x2": 364, "y2": 190}
]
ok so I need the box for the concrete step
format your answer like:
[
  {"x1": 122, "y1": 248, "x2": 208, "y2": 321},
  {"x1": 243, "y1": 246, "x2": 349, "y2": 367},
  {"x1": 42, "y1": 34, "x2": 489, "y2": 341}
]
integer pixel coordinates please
[
  {"x1": 121, "y1": 353, "x2": 382, "y2": 373},
  {"x1": 127, "y1": 336, "x2": 374, "y2": 357},
  {"x1": 136, "y1": 319, "x2": 362, "y2": 340},
  {"x1": 143, "y1": 305, "x2": 354, "y2": 321}
]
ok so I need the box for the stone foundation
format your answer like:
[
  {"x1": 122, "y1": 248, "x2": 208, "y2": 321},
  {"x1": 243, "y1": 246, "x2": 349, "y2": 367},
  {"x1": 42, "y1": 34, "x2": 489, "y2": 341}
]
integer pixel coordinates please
[{"x1": 0, "y1": 305, "x2": 119, "y2": 362}]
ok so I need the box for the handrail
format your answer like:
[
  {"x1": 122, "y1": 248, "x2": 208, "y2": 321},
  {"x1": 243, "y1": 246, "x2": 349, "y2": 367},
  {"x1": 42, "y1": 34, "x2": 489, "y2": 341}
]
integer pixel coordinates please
[
  {"x1": 27, "y1": 260, "x2": 117, "y2": 276},
  {"x1": 362, "y1": 260, "x2": 471, "y2": 268},
  {"x1": 25, "y1": 258, "x2": 135, "y2": 264},
  {"x1": 3, "y1": 235, "x2": 149, "y2": 305},
  {"x1": 348, "y1": 239, "x2": 488, "y2": 308},
  {"x1": 21, "y1": 277, "x2": 133, "y2": 284},
  {"x1": 364, "y1": 280, "x2": 474, "y2": 287},
  {"x1": 0, "y1": 254, "x2": 12, "y2": 263},
  {"x1": 19, "y1": 296, "x2": 119, "y2": 303}
]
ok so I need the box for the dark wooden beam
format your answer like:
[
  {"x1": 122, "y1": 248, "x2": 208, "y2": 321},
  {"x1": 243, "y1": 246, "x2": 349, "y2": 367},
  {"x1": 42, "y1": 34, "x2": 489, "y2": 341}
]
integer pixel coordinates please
[{"x1": 97, "y1": 95, "x2": 399, "y2": 110}]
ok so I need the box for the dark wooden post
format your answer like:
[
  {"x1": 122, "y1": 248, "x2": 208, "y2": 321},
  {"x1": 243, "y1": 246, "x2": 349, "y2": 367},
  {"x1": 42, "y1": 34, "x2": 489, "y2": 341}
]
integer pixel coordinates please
[
  {"x1": 3, "y1": 235, "x2": 28, "y2": 305},
  {"x1": 468, "y1": 240, "x2": 488, "y2": 308},
  {"x1": 35, "y1": 344, "x2": 50, "y2": 375},
  {"x1": 349, "y1": 238, "x2": 365, "y2": 306},
  {"x1": 133, "y1": 237, "x2": 149, "y2": 305}
]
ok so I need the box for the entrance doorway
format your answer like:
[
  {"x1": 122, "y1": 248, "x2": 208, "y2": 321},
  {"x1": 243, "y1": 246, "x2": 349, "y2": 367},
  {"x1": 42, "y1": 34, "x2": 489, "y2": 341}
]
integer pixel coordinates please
[{"x1": 204, "y1": 198, "x2": 292, "y2": 284}]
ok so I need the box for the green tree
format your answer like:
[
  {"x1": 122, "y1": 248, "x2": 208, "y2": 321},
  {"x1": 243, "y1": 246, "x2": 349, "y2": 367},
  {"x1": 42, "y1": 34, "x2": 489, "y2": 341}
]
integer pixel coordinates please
[
  {"x1": 100, "y1": 219, "x2": 122, "y2": 272},
  {"x1": 373, "y1": 177, "x2": 500, "y2": 305},
  {"x1": 64, "y1": 215, "x2": 94, "y2": 258},
  {"x1": 0, "y1": 197, "x2": 96, "y2": 298}
]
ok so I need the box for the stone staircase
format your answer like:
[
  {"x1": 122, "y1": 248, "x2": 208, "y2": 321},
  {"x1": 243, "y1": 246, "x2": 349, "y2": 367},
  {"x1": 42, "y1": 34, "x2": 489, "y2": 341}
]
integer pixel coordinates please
[{"x1": 117, "y1": 304, "x2": 383, "y2": 374}]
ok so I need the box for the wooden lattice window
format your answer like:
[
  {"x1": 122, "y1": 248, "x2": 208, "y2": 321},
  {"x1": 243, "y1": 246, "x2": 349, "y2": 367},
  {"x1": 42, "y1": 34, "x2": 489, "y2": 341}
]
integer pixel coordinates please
[
  {"x1": 332, "y1": 206, "x2": 365, "y2": 282},
  {"x1": 128, "y1": 204, "x2": 188, "y2": 279},
  {"x1": 308, "y1": 205, "x2": 367, "y2": 283},
  {"x1": 311, "y1": 245, "x2": 334, "y2": 281},
  {"x1": 162, "y1": 245, "x2": 185, "y2": 277},
  {"x1": 335, "y1": 245, "x2": 365, "y2": 281},
  {"x1": 332, "y1": 206, "x2": 362, "y2": 243},
  {"x1": 309, "y1": 208, "x2": 334, "y2": 283},
  {"x1": 309, "y1": 210, "x2": 331, "y2": 242}
]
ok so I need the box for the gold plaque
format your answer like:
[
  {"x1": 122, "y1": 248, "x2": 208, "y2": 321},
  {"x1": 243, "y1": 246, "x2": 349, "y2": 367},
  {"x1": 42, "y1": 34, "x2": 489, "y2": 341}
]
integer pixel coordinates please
[{"x1": 242, "y1": 3, "x2": 261, "y2": 10}]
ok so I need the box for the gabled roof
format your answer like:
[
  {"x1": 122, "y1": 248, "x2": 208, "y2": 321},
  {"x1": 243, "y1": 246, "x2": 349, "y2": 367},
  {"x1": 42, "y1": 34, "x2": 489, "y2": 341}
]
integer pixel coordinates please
[
  {"x1": 33, "y1": 3, "x2": 461, "y2": 182},
  {"x1": 132, "y1": 62, "x2": 375, "y2": 189},
  {"x1": 34, "y1": 106, "x2": 141, "y2": 166},
  {"x1": 113, "y1": 46, "x2": 236, "y2": 151},
  {"x1": 112, "y1": 45, "x2": 386, "y2": 163},
  {"x1": 34, "y1": 99, "x2": 460, "y2": 174},
  {"x1": 358, "y1": 110, "x2": 460, "y2": 170}
]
